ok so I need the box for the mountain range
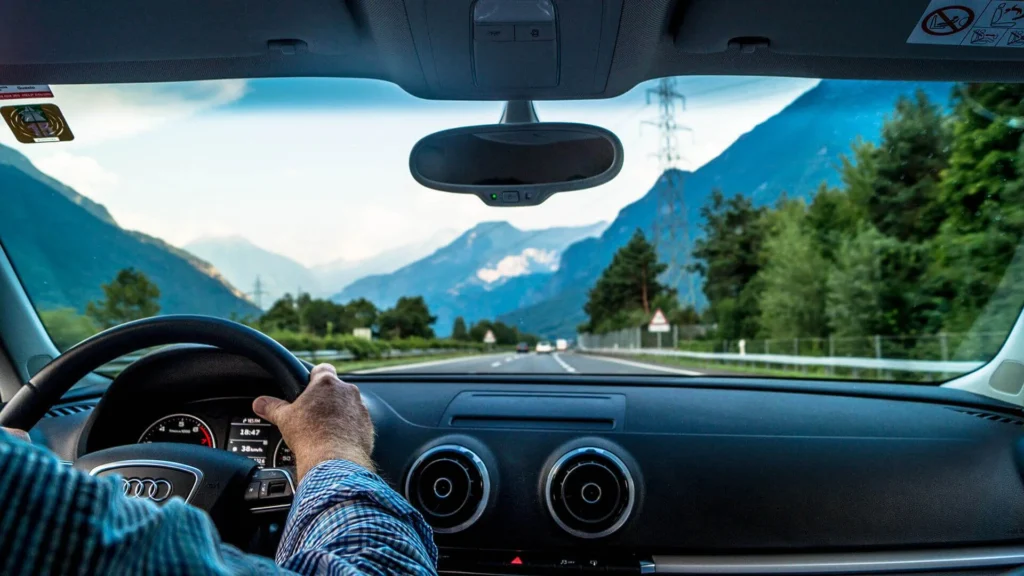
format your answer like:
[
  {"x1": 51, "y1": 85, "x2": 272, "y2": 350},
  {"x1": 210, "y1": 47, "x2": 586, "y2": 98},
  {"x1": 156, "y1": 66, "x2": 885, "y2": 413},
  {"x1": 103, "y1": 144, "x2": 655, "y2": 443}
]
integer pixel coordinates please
[
  {"x1": 497, "y1": 80, "x2": 955, "y2": 336},
  {"x1": 333, "y1": 221, "x2": 607, "y2": 334},
  {"x1": 184, "y1": 228, "x2": 460, "y2": 307},
  {"x1": 0, "y1": 144, "x2": 259, "y2": 320}
]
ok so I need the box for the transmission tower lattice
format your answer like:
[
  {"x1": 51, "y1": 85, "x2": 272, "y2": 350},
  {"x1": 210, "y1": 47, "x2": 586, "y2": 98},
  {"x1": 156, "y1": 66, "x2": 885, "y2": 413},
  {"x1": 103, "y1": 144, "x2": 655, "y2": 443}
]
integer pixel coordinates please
[
  {"x1": 249, "y1": 276, "x2": 268, "y2": 309},
  {"x1": 643, "y1": 77, "x2": 696, "y2": 306}
]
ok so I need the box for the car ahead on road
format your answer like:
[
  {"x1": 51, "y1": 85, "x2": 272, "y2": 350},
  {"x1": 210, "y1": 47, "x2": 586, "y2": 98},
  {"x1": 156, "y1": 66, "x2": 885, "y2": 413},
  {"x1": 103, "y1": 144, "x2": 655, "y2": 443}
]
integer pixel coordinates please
[
  {"x1": 515, "y1": 342, "x2": 530, "y2": 354},
  {"x1": 3, "y1": 3, "x2": 1024, "y2": 575},
  {"x1": 556, "y1": 339, "x2": 569, "y2": 352},
  {"x1": 535, "y1": 341, "x2": 554, "y2": 354}
]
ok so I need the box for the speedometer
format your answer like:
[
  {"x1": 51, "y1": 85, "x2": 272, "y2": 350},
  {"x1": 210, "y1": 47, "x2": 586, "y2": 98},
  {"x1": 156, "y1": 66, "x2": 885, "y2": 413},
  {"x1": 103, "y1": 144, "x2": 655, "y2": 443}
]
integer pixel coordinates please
[
  {"x1": 274, "y1": 438, "x2": 295, "y2": 468},
  {"x1": 139, "y1": 414, "x2": 216, "y2": 448}
]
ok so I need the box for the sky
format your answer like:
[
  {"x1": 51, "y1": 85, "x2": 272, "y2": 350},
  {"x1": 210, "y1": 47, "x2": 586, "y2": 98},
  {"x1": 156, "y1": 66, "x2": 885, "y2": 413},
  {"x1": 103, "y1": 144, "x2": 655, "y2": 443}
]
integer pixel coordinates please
[{"x1": 0, "y1": 76, "x2": 818, "y2": 267}]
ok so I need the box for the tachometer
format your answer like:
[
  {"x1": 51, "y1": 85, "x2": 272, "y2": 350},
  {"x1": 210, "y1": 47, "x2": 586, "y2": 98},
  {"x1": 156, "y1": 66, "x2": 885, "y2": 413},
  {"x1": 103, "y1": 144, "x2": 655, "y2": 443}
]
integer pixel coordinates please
[
  {"x1": 139, "y1": 414, "x2": 216, "y2": 448},
  {"x1": 274, "y1": 438, "x2": 295, "y2": 468}
]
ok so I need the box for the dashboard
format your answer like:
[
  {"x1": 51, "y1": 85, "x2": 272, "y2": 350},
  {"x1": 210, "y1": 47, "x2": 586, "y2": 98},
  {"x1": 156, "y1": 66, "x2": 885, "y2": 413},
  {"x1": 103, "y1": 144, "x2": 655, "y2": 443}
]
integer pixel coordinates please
[{"x1": 35, "y1": 346, "x2": 1024, "y2": 575}]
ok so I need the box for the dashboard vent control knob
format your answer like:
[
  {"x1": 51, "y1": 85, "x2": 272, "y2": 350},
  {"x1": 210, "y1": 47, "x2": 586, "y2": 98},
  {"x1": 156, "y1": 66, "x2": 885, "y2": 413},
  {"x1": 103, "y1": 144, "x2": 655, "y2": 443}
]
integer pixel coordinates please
[
  {"x1": 405, "y1": 445, "x2": 490, "y2": 533},
  {"x1": 546, "y1": 447, "x2": 634, "y2": 538}
]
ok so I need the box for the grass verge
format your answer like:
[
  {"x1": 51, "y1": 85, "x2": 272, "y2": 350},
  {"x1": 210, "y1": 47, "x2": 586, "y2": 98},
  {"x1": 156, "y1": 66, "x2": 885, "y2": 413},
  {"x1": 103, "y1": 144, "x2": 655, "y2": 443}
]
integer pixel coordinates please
[{"x1": 588, "y1": 352, "x2": 932, "y2": 382}]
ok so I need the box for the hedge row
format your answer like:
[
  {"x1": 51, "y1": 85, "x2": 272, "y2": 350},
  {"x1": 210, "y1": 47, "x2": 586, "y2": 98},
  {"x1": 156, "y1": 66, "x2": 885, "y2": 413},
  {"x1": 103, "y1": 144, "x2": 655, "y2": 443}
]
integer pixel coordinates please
[{"x1": 264, "y1": 331, "x2": 488, "y2": 359}]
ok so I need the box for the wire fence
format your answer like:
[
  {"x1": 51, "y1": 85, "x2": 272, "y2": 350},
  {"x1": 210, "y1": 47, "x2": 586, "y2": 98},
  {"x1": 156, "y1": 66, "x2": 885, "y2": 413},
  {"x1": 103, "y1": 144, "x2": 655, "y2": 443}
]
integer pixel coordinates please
[{"x1": 577, "y1": 327, "x2": 1007, "y2": 381}]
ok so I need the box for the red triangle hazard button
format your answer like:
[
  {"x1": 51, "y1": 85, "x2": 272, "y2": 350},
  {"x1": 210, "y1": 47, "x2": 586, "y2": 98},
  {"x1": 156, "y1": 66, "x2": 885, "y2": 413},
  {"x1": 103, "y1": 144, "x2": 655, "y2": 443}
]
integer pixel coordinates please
[{"x1": 510, "y1": 557, "x2": 523, "y2": 565}]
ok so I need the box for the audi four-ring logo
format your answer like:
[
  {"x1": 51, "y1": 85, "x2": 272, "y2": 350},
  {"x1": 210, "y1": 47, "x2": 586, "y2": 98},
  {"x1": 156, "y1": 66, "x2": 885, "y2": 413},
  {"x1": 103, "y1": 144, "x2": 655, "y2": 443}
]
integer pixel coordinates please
[{"x1": 122, "y1": 478, "x2": 173, "y2": 502}]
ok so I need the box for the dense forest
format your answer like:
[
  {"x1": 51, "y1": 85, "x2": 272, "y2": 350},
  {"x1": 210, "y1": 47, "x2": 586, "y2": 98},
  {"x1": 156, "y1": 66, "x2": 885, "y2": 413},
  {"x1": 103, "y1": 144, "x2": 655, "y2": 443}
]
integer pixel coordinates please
[{"x1": 583, "y1": 83, "x2": 1024, "y2": 362}]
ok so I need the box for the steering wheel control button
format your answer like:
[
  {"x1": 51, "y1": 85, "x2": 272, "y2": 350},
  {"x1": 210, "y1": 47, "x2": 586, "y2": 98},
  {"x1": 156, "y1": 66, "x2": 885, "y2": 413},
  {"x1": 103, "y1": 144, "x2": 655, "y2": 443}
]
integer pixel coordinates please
[
  {"x1": 244, "y1": 481, "x2": 261, "y2": 501},
  {"x1": 405, "y1": 445, "x2": 490, "y2": 533},
  {"x1": 252, "y1": 468, "x2": 295, "y2": 501},
  {"x1": 546, "y1": 447, "x2": 636, "y2": 539}
]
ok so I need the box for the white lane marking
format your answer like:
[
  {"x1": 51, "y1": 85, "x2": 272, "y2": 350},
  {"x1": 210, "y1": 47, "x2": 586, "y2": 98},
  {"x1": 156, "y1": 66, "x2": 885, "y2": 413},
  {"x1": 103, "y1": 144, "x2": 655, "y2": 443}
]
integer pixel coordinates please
[
  {"x1": 580, "y1": 354, "x2": 703, "y2": 376},
  {"x1": 551, "y1": 353, "x2": 577, "y2": 374},
  {"x1": 504, "y1": 357, "x2": 513, "y2": 363},
  {"x1": 492, "y1": 361, "x2": 503, "y2": 367},
  {"x1": 353, "y1": 354, "x2": 504, "y2": 374}
]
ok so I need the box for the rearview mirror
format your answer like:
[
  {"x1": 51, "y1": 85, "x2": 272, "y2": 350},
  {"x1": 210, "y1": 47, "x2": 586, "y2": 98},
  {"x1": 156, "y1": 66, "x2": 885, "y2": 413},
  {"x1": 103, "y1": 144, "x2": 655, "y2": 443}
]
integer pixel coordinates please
[{"x1": 409, "y1": 122, "x2": 623, "y2": 206}]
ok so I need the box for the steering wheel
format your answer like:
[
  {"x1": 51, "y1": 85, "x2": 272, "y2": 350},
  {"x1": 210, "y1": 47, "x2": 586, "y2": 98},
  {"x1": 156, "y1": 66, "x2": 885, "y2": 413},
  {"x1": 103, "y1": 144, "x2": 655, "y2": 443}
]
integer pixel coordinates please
[{"x1": 0, "y1": 315, "x2": 310, "y2": 540}]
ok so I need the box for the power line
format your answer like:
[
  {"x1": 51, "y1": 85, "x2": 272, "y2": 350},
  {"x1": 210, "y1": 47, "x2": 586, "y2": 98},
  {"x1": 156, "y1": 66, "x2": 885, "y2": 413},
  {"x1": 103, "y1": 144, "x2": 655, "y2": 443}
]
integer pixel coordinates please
[{"x1": 643, "y1": 78, "x2": 696, "y2": 307}]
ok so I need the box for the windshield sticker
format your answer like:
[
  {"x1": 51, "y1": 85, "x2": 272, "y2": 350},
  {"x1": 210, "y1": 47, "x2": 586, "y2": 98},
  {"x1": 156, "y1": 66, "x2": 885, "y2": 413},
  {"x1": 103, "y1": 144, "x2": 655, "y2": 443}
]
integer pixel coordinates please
[
  {"x1": 909, "y1": 0, "x2": 1024, "y2": 46},
  {"x1": 1, "y1": 104, "x2": 74, "y2": 143},
  {"x1": 0, "y1": 85, "x2": 53, "y2": 100}
]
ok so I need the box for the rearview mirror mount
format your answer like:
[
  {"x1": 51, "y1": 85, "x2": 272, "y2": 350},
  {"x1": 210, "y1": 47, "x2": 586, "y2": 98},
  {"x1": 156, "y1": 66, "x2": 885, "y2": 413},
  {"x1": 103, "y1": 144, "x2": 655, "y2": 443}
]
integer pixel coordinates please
[{"x1": 409, "y1": 104, "x2": 623, "y2": 207}]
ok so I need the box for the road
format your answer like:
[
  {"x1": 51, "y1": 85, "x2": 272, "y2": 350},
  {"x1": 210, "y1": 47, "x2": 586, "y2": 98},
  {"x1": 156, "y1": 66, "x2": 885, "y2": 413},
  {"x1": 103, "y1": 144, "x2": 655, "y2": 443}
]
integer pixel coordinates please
[{"x1": 356, "y1": 351, "x2": 706, "y2": 376}]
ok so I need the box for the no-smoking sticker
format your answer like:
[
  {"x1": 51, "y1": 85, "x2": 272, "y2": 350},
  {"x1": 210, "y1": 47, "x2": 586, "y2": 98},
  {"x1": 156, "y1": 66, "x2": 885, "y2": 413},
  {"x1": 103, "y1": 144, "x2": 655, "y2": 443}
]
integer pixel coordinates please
[
  {"x1": 909, "y1": 0, "x2": 1024, "y2": 47},
  {"x1": 921, "y1": 5, "x2": 975, "y2": 35}
]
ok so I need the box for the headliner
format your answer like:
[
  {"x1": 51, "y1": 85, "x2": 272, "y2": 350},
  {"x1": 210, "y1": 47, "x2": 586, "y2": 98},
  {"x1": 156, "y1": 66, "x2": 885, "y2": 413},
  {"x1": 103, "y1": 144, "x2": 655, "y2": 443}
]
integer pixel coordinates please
[{"x1": 0, "y1": 0, "x2": 1021, "y2": 100}]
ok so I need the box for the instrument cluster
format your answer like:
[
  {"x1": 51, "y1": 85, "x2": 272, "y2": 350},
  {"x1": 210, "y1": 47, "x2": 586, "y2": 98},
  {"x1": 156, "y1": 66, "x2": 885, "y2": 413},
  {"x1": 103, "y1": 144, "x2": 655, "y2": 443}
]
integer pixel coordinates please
[{"x1": 136, "y1": 399, "x2": 294, "y2": 469}]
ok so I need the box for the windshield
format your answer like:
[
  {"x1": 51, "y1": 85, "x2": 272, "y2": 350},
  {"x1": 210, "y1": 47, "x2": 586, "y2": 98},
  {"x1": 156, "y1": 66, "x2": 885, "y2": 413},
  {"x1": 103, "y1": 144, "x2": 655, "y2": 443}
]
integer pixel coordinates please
[{"x1": 1, "y1": 77, "x2": 1022, "y2": 382}]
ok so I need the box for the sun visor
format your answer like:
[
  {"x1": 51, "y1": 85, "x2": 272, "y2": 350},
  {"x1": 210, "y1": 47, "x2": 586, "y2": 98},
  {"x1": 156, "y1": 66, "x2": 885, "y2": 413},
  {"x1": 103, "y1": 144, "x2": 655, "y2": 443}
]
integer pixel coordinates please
[
  {"x1": 0, "y1": 0, "x2": 360, "y2": 64},
  {"x1": 673, "y1": 0, "x2": 1024, "y2": 61}
]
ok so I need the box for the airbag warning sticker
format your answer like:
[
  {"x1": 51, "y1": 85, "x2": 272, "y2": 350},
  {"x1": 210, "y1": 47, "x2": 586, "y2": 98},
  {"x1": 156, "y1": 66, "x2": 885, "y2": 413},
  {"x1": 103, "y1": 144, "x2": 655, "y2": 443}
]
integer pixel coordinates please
[{"x1": 909, "y1": 0, "x2": 1024, "y2": 46}]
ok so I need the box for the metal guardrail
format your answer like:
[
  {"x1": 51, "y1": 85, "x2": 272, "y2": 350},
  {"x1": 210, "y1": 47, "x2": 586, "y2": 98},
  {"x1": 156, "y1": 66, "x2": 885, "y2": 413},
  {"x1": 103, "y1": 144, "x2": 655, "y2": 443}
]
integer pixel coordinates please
[
  {"x1": 98, "y1": 347, "x2": 470, "y2": 373},
  {"x1": 581, "y1": 346, "x2": 985, "y2": 374}
]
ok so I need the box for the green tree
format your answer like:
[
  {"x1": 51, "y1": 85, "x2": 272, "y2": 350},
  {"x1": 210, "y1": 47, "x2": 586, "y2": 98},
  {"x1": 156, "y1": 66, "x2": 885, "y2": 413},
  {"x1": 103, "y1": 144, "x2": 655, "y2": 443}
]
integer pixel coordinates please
[
  {"x1": 931, "y1": 83, "x2": 1024, "y2": 334},
  {"x1": 851, "y1": 90, "x2": 951, "y2": 242},
  {"x1": 689, "y1": 190, "x2": 768, "y2": 339},
  {"x1": 260, "y1": 293, "x2": 301, "y2": 332},
  {"x1": 85, "y1": 268, "x2": 161, "y2": 329},
  {"x1": 451, "y1": 316, "x2": 469, "y2": 341},
  {"x1": 756, "y1": 199, "x2": 828, "y2": 339},
  {"x1": 345, "y1": 298, "x2": 379, "y2": 331},
  {"x1": 583, "y1": 229, "x2": 670, "y2": 333},
  {"x1": 299, "y1": 297, "x2": 346, "y2": 336},
  {"x1": 39, "y1": 308, "x2": 99, "y2": 350},
  {"x1": 826, "y1": 226, "x2": 933, "y2": 339},
  {"x1": 379, "y1": 296, "x2": 436, "y2": 339},
  {"x1": 806, "y1": 183, "x2": 862, "y2": 263}
]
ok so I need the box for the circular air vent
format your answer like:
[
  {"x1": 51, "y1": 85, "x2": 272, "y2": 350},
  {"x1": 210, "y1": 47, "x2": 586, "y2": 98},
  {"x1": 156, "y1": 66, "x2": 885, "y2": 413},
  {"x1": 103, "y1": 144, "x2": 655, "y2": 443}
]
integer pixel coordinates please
[
  {"x1": 545, "y1": 447, "x2": 634, "y2": 539},
  {"x1": 405, "y1": 445, "x2": 490, "y2": 533}
]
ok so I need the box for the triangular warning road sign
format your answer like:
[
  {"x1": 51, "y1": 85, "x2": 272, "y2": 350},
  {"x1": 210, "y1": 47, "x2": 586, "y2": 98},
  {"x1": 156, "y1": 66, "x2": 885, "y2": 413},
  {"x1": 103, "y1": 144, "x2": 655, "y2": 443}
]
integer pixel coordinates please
[{"x1": 649, "y1": 309, "x2": 668, "y2": 326}]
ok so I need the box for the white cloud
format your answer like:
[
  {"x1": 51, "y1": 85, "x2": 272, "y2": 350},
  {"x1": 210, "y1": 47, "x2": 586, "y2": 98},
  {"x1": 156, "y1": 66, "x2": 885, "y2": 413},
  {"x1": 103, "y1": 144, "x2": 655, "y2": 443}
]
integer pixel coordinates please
[
  {"x1": 476, "y1": 248, "x2": 559, "y2": 283},
  {"x1": 50, "y1": 80, "x2": 248, "y2": 144},
  {"x1": 32, "y1": 152, "x2": 119, "y2": 203}
]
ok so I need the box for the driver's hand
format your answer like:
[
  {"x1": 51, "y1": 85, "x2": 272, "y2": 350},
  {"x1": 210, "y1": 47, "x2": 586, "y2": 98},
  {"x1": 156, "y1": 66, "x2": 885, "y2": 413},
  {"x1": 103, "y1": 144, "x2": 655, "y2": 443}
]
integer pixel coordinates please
[
  {"x1": 252, "y1": 363, "x2": 375, "y2": 482},
  {"x1": 1, "y1": 427, "x2": 30, "y2": 443}
]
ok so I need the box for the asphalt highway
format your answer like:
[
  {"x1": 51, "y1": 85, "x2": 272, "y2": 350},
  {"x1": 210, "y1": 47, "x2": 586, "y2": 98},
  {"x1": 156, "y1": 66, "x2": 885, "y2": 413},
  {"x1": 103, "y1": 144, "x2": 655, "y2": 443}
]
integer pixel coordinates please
[{"x1": 355, "y1": 351, "x2": 705, "y2": 375}]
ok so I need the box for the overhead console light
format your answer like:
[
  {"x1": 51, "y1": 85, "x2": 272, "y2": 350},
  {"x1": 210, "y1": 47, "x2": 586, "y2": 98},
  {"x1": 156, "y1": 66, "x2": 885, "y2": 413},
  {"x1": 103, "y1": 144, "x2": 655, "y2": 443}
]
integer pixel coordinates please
[{"x1": 472, "y1": 0, "x2": 557, "y2": 88}]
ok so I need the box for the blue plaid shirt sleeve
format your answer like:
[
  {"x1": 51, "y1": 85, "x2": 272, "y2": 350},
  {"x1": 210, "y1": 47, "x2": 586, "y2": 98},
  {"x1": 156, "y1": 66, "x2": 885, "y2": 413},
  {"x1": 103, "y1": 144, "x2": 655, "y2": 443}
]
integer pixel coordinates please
[
  {"x1": 276, "y1": 461, "x2": 438, "y2": 575},
  {"x1": 0, "y1": 433, "x2": 437, "y2": 575}
]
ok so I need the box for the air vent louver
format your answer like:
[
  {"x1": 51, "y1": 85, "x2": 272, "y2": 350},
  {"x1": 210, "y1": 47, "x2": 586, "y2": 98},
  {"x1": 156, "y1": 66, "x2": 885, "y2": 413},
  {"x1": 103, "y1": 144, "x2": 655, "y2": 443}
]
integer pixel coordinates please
[
  {"x1": 948, "y1": 407, "x2": 1024, "y2": 427},
  {"x1": 405, "y1": 445, "x2": 489, "y2": 534},
  {"x1": 43, "y1": 403, "x2": 95, "y2": 419},
  {"x1": 545, "y1": 447, "x2": 634, "y2": 539}
]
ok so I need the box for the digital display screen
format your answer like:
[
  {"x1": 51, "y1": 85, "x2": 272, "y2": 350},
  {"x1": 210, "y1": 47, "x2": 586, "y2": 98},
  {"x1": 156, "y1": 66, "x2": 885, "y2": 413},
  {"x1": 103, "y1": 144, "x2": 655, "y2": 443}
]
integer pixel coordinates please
[{"x1": 227, "y1": 416, "x2": 272, "y2": 466}]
